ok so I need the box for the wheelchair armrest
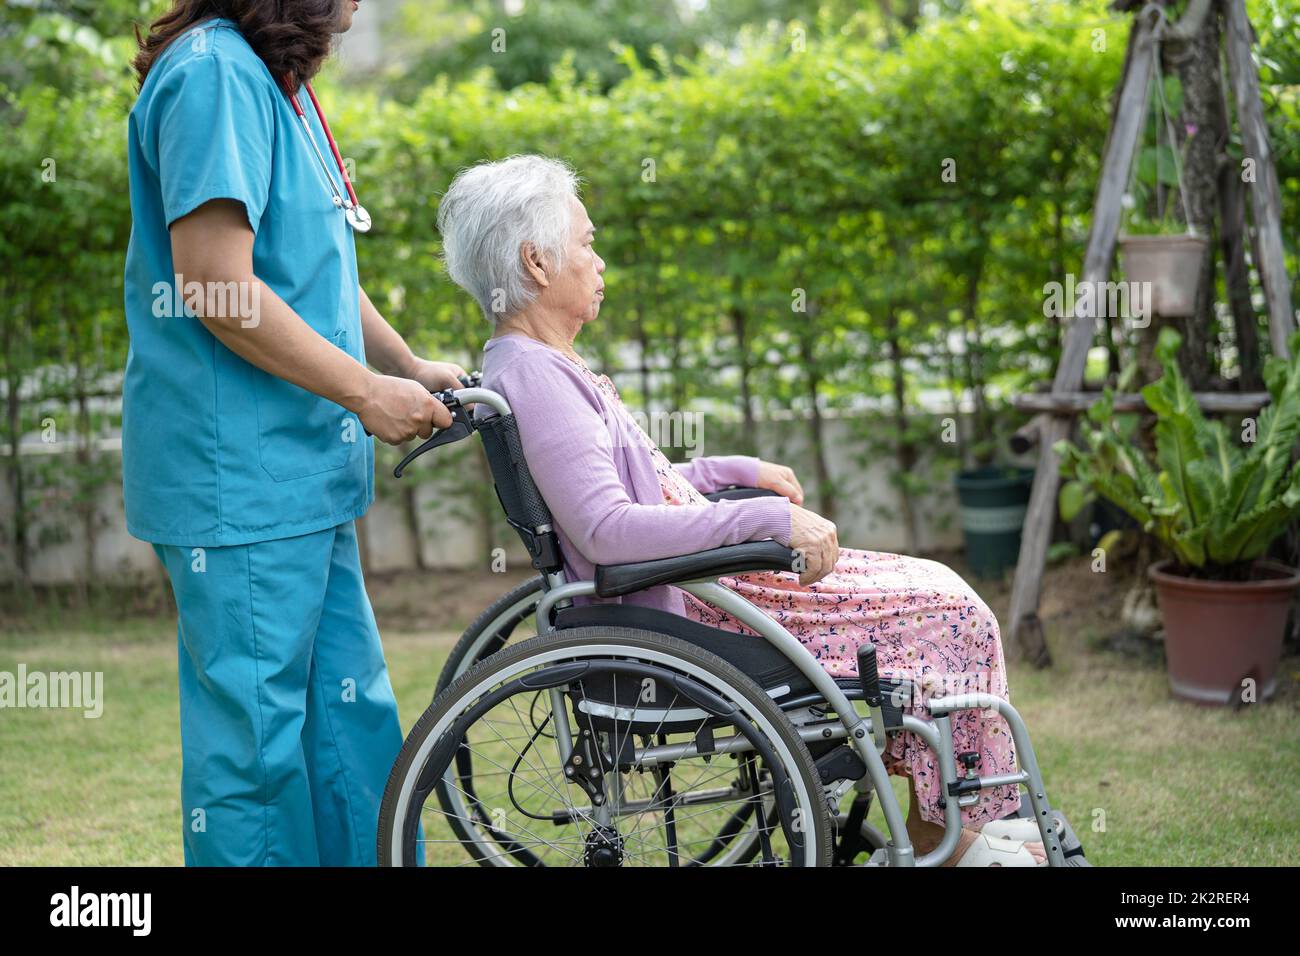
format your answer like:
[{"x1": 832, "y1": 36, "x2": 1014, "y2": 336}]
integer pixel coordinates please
[
  {"x1": 703, "y1": 486, "x2": 778, "y2": 502},
  {"x1": 594, "y1": 541, "x2": 797, "y2": 598}
]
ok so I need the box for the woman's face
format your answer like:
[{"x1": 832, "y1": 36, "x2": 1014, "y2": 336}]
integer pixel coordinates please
[
  {"x1": 337, "y1": 0, "x2": 359, "y2": 33},
  {"x1": 538, "y1": 195, "x2": 606, "y2": 328}
]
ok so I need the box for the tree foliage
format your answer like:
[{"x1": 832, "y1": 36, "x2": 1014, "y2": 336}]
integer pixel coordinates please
[{"x1": 3, "y1": 0, "x2": 1297, "y2": 572}]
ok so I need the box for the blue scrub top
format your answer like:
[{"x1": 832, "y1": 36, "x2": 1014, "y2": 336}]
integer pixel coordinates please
[{"x1": 122, "y1": 17, "x2": 374, "y2": 546}]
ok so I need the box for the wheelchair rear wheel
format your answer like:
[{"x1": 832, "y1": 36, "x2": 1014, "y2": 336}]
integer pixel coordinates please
[
  {"x1": 435, "y1": 581, "x2": 774, "y2": 865},
  {"x1": 379, "y1": 627, "x2": 833, "y2": 867}
]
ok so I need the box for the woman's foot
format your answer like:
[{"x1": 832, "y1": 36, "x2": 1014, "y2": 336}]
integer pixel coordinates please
[
  {"x1": 902, "y1": 776, "x2": 1045, "y2": 865},
  {"x1": 950, "y1": 830, "x2": 1047, "y2": 867},
  {"x1": 981, "y1": 815, "x2": 1062, "y2": 845},
  {"x1": 913, "y1": 826, "x2": 1047, "y2": 866}
]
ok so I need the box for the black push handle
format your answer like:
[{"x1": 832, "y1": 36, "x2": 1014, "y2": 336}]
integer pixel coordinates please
[
  {"x1": 364, "y1": 372, "x2": 481, "y2": 440},
  {"x1": 391, "y1": 371, "x2": 483, "y2": 478}
]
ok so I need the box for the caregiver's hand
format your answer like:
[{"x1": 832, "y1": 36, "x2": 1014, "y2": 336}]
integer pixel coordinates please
[
  {"x1": 406, "y1": 357, "x2": 469, "y2": 394},
  {"x1": 756, "y1": 460, "x2": 804, "y2": 505},
  {"x1": 360, "y1": 374, "x2": 449, "y2": 444},
  {"x1": 788, "y1": 503, "x2": 838, "y2": 586}
]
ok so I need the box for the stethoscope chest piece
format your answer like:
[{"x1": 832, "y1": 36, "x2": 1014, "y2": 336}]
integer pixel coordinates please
[
  {"x1": 284, "y1": 77, "x2": 373, "y2": 234},
  {"x1": 346, "y1": 203, "x2": 372, "y2": 233}
]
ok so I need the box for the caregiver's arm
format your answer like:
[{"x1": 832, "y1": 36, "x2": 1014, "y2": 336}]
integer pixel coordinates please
[
  {"x1": 499, "y1": 351, "x2": 837, "y2": 584},
  {"x1": 359, "y1": 286, "x2": 467, "y2": 392},
  {"x1": 170, "y1": 199, "x2": 450, "y2": 443}
]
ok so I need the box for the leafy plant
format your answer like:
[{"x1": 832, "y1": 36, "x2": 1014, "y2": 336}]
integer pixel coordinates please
[
  {"x1": 1121, "y1": 73, "x2": 1195, "y2": 236},
  {"x1": 1120, "y1": 211, "x2": 1190, "y2": 236},
  {"x1": 1056, "y1": 328, "x2": 1300, "y2": 579}
]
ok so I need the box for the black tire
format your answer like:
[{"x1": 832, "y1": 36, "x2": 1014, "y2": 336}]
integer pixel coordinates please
[
  {"x1": 432, "y1": 577, "x2": 767, "y2": 865},
  {"x1": 379, "y1": 627, "x2": 834, "y2": 867}
]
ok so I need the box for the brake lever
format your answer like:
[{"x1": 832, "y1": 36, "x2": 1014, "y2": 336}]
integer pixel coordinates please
[
  {"x1": 365, "y1": 371, "x2": 482, "y2": 441},
  {"x1": 392, "y1": 388, "x2": 474, "y2": 478}
]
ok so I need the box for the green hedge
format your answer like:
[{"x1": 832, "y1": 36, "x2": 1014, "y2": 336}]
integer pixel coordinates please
[{"x1": 4, "y1": 0, "x2": 1298, "y2": 571}]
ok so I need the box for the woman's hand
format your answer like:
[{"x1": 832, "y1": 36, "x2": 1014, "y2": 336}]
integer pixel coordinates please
[
  {"x1": 756, "y1": 460, "x2": 804, "y2": 505},
  {"x1": 788, "y1": 504, "x2": 838, "y2": 585}
]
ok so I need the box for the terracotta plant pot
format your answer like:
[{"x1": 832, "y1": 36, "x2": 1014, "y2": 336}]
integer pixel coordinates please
[
  {"x1": 1118, "y1": 233, "x2": 1208, "y2": 318},
  {"x1": 1148, "y1": 559, "x2": 1299, "y2": 706}
]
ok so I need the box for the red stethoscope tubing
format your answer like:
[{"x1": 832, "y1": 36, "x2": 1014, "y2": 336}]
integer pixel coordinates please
[
  {"x1": 302, "y1": 82, "x2": 360, "y2": 210},
  {"x1": 282, "y1": 78, "x2": 364, "y2": 216}
]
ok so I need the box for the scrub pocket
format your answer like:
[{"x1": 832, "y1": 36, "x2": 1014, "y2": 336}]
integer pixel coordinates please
[{"x1": 255, "y1": 327, "x2": 358, "y2": 481}]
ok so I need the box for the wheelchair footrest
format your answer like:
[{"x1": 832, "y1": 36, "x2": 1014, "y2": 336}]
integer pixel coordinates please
[
  {"x1": 862, "y1": 808, "x2": 1092, "y2": 866},
  {"x1": 1011, "y1": 804, "x2": 1092, "y2": 866}
]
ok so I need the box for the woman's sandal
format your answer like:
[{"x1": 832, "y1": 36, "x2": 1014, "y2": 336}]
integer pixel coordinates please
[
  {"x1": 954, "y1": 833, "x2": 1047, "y2": 867},
  {"x1": 980, "y1": 816, "x2": 1063, "y2": 845}
]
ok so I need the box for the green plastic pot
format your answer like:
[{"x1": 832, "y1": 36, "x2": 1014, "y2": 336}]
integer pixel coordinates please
[{"x1": 954, "y1": 466, "x2": 1035, "y2": 579}]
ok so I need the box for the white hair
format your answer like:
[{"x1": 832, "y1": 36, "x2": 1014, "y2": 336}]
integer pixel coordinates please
[{"x1": 436, "y1": 154, "x2": 582, "y2": 323}]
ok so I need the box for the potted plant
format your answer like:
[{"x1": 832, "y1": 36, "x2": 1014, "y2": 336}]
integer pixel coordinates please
[
  {"x1": 1056, "y1": 328, "x2": 1300, "y2": 705},
  {"x1": 1117, "y1": 83, "x2": 1207, "y2": 318},
  {"x1": 1117, "y1": 218, "x2": 1207, "y2": 319}
]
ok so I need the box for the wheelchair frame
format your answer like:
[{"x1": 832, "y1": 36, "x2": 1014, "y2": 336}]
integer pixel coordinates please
[{"x1": 393, "y1": 380, "x2": 1081, "y2": 867}]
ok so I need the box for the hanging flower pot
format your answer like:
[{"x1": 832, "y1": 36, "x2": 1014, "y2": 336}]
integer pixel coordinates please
[
  {"x1": 1118, "y1": 70, "x2": 1209, "y2": 319},
  {"x1": 1118, "y1": 232, "x2": 1208, "y2": 318}
]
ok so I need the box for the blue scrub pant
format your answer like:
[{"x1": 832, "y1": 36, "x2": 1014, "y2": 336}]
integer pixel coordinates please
[{"x1": 154, "y1": 521, "x2": 417, "y2": 866}]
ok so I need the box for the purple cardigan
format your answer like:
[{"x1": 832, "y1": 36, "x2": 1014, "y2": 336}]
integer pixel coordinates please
[{"x1": 475, "y1": 333, "x2": 793, "y2": 616}]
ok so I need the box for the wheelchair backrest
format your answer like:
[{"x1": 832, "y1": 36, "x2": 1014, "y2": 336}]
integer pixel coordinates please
[{"x1": 476, "y1": 411, "x2": 565, "y2": 575}]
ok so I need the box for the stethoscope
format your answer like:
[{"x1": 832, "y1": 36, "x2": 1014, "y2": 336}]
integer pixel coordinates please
[{"x1": 281, "y1": 78, "x2": 371, "y2": 233}]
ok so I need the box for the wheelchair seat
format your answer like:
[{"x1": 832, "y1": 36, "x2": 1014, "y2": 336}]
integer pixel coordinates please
[{"x1": 553, "y1": 603, "x2": 910, "y2": 732}]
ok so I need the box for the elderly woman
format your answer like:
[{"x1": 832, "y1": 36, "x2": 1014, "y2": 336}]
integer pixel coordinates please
[{"x1": 436, "y1": 154, "x2": 1048, "y2": 867}]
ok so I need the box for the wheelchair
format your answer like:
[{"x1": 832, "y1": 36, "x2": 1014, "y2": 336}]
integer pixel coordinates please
[{"x1": 377, "y1": 376, "x2": 1091, "y2": 867}]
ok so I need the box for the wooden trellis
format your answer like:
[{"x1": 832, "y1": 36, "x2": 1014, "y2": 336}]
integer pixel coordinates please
[{"x1": 1006, "y1": 0, "x2": 1296, "y2": 665}]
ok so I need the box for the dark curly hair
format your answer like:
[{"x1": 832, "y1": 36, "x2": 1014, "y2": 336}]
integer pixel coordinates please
[{"x1": 133, "y1": 0, "x2": 344, "y2": 90}]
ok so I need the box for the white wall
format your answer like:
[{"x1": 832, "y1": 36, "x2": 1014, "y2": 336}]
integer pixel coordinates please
[{"x1": 0, "y1": 409, "x2": 1012, "y2": 585}]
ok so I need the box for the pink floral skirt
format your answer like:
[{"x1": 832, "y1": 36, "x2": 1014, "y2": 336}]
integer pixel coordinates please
[{"x1": 681, "y1": 547, "x2": 1021, "y2": 827}]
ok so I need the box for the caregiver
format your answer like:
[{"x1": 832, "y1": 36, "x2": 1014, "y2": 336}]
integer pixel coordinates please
[{"x1": 122, "y1": 0, "x2": 459, "y2": 865}]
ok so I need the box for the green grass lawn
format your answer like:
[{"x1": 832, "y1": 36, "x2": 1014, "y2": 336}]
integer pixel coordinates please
[{"x1": 2, "y1": 565, "x2": 1298, "y2": 866}]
